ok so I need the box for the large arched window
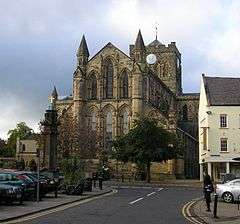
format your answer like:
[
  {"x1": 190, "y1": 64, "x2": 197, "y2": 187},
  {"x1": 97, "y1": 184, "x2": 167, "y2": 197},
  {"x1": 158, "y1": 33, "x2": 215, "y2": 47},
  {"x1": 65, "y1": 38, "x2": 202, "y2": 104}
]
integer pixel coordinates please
[
  {"x1": 105, "y1": 111, "x2": 113, "y2": 151},
  {"x1": 120, "y1": 109, "x2": 129, "y2": 135},
  {"x1": 105, "y1": 59, "x2": 113, "y2": 99},
  {"x1": 87, "y1": 74, "x2": 97, "y2": 99},
  {"x1": 88, "y1": 111, "x2": 97, "y2": 130},
  {"x1": 106, "y1": 111, "x2": 112, "y2": 134},
  {"x1": 120, "y1": 71, "x2": 128, "y2": 98}
]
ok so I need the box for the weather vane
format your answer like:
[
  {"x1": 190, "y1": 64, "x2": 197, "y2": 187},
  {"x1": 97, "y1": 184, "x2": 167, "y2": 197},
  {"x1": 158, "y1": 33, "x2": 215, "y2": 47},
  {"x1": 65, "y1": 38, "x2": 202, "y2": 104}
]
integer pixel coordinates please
[{"x1": 155, "y1": 22, "x2": 158, "y2": 40}]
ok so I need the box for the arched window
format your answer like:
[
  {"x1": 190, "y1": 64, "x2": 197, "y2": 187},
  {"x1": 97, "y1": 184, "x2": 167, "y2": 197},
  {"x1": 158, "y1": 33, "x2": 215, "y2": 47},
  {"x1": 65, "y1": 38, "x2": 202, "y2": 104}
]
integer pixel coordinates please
[
  {"x1": 105, "y1": 59, "x2": 113, "y2": 99},
  {"x1": 182, "y1": 104, "x2": 188, "y2": 121},
  {"x1": 120, "y1": 109, "x2": 129, "y2": 134},
  {"x1": 106, "y1": 111, "x2": 112, "y2": 134},
  {"x1": 105, "y1": 111, "x2": 113, "y2": 151},
  {"x1": 88, "y1": 111, "x2": 97, "y2": 130},
  {"x1": 120, "y1": 71, "x2": 128, "y2": 98},
  {"x1": 87, "y1": 74, "x2": 97, "y2": 99}
]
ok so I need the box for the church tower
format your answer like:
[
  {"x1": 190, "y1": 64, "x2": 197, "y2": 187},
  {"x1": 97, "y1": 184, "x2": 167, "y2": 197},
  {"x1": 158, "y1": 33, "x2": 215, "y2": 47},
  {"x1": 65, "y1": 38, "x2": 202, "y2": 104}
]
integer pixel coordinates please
[
  {"x1": 131, "y1": 30, "x2": 145, "y2": 120},
  {"x1": 73, "y1": 35, "x2": 89, "y2": 123}
]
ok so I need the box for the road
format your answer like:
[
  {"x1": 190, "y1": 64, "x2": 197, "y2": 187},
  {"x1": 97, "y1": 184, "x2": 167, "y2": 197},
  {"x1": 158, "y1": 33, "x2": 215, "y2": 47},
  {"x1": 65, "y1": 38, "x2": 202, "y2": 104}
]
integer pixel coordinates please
[{"x1": 23, "y1": 186, "x2": 201, "y2": 224}]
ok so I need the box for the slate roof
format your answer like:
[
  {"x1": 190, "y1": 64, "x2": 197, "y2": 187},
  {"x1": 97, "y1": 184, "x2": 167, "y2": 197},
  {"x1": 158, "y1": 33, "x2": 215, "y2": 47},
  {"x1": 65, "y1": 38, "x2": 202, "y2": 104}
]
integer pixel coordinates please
[
  {"x1": 203, "y1": 75, "x2": 240, "y2": 105},
  {"x1": 148, "y1": 39, "x2": 163, "y2": 47}
]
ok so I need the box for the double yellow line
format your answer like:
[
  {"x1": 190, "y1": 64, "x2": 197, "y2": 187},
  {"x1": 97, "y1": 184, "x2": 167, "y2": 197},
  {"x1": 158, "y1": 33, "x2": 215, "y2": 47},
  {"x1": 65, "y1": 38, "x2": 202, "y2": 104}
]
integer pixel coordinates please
[{"x1": 182, "y1": 198, "x2": 205, "y2": 224}]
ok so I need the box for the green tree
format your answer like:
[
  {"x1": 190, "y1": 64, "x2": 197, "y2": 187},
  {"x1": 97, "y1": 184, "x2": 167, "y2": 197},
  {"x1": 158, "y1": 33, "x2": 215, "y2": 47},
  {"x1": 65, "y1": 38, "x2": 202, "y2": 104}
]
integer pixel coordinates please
[
  {"x1": 61, "y1": 155, "x2": 85, "y2": 185},
  {"x1": 0, "y1": 138, "x2": 7, "y2": 157},
  {"x1": 112, "y1": 116, "x2": 179, "y2": 183},
  {"x1": 7, "y1": 122, "x2": 33, "y2": 157}
]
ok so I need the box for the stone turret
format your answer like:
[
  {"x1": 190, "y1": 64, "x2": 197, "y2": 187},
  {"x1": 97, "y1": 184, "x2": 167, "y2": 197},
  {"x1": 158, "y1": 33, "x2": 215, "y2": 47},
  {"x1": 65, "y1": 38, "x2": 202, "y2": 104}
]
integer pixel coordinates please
[
  {"x1": 73, "y1": 36, "x2": 88, "y2": 124},
  {"x1": 77, "y1": 35, "x2": 89, "y2": 68},
  {"x1": 49, "y1": 86, "x2": 58, "y2": 109},
  {"x1": 133, "y1": 30, "x2": 146, "y2": 63}
]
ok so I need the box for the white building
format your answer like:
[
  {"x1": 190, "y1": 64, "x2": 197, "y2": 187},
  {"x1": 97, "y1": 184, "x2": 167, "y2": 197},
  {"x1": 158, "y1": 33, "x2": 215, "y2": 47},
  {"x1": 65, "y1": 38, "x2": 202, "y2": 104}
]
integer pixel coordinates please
[{"x1": 199, "y1": 75, "x2": 240, "y2": 181}]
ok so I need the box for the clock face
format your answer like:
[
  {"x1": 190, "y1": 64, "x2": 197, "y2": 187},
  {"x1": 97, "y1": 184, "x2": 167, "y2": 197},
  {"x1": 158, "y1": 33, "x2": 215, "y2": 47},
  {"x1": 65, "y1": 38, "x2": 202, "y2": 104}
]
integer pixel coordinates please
[{"x1": 146, "y1": 54, "x2": 157, "y2": 65}]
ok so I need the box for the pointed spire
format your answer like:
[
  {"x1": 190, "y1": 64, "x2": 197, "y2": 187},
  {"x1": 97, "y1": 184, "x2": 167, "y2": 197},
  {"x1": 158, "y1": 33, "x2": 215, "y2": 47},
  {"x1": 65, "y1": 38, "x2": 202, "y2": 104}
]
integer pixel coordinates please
[
  {"x1": 51, "y1": 86, "x2": 58, "y2": 99},
  {"x1": 134, "y1": 30, "x2": 145, "y2": 50},
  {"x1": 77, "y1": 35, "x2": 89, "y2": 57}
]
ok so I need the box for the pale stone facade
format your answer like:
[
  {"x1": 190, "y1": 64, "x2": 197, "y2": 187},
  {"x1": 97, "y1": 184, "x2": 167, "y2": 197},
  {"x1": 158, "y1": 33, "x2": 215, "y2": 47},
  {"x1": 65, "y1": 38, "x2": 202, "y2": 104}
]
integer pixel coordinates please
[
  {"x1": 199, "y1": 75, "x2": 240, "y2": 181},
  {"x1": 51, "y1": 31, "x2": 199, "y2": 179},
  {"x1": 16, "y1": 137, "x2": 38, "y2": 167}
]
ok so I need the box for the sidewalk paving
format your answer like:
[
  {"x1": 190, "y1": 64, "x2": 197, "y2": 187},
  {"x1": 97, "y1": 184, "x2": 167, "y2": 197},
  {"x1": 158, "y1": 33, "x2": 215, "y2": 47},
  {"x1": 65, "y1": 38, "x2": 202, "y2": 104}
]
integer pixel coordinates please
[
  {"x1": 192, "y1": 197, "x2": 240, "y2": 224},
  {"x1": 0, "y1": 187, "x2": 112, "y2": 223},
  {"x1": 104, "y1": 179, "x2": 202, "y2": 188}
]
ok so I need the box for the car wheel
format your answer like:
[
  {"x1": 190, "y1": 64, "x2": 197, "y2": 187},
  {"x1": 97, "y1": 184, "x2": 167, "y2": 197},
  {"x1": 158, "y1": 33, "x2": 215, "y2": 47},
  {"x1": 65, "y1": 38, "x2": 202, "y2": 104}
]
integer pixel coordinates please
[{"x1": 223, "y1": 192, "x2": 233, "y2": 203}]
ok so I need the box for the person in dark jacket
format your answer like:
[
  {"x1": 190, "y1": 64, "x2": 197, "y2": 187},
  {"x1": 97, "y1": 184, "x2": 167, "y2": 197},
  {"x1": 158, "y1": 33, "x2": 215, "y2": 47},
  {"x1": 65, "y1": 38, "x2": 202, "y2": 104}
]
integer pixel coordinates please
[{"x1": 203, "y1": 173, "x2": 214, "y2": 212}]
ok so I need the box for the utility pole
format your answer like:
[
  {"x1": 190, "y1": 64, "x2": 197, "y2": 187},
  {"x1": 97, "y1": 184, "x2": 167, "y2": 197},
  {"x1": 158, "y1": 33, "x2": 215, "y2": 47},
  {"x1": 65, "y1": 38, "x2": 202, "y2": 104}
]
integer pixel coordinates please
[{"x1": 37, "y1": 148, "x2": 40, "y2": 203}]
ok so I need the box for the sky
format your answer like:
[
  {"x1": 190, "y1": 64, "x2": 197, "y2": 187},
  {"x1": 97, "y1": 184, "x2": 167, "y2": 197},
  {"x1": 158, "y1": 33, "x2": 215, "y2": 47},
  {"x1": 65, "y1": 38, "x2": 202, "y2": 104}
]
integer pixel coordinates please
[{"x1": 1, "y1": 0, "x2": 240, "y2": 139}]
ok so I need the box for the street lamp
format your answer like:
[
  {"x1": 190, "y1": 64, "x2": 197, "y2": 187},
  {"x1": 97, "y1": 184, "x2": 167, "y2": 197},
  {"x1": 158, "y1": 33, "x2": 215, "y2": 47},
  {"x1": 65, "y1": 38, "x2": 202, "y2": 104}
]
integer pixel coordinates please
[{"x1": 36, "y1": 148, "x2": 40, "y2": 203}]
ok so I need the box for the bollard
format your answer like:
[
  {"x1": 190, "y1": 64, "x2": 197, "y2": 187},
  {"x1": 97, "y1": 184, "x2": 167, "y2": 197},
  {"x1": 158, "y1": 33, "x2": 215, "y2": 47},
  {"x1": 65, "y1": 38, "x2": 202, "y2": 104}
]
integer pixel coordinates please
[
  {"x1": 213, "y1": 193, "x2": 218, "y2": 218},
  {"x1": 99, "y1": 177, "x2": 103, "y2": 190},
  {"x1": 54, "y1": 181, "x2": 58, "y2": 198},
  {"x1": 238, "y1": 195, "x2": 240, "y2": 210}
]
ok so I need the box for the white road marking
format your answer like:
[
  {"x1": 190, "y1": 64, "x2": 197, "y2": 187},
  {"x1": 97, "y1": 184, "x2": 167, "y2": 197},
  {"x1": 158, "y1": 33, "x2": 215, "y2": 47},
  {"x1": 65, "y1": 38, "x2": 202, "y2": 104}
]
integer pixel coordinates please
[
  {"x1": 157, "y1": 188, "x2": 163, "y2": 191},
  {"x1": 112, "y1": 186, "x2": 153, "y2": 189},
  {"x1": 147, "y1": 191, "x2": 156, "y2": 197},
  {"x1": 129, "y1": 197, "x2": 144, "y2": 205}
]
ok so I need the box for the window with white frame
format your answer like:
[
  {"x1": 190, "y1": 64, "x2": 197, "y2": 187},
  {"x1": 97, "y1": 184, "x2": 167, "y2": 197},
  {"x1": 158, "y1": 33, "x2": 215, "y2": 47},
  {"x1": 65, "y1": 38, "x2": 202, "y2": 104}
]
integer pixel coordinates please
[
  {"x1": 220, "y1": 114, "x2": 227, "y2": 128},
  {"x1": 220, "y1": 138, "x2": 228, "y2": 152}
]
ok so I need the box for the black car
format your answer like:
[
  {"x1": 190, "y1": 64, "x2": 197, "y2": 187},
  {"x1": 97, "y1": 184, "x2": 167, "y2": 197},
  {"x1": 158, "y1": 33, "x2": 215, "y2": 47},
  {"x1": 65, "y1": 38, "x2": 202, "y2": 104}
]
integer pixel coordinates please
[
  {"x1": 16, "y1": 171, "x2": 56, "y2": 195},
  {"x1": 0, "y1": 171, "x2": 35, "y2": 199},
  {"x1": 0, "y1": 183, "x2": 24, "y2": 205}
]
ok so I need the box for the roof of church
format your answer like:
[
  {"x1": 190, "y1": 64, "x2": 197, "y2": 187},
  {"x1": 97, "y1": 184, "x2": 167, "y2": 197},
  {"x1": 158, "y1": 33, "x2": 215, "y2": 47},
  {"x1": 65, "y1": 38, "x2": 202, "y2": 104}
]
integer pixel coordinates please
[
  {"x1": 148, "y1": 39, "x2": 163, "y2": 47},
  {"x1": 88, "y1": 42, "x2": 131, "y2": 62},
  {"x1": 203, "y1": 75, "x2": 240, "y2": 105}
]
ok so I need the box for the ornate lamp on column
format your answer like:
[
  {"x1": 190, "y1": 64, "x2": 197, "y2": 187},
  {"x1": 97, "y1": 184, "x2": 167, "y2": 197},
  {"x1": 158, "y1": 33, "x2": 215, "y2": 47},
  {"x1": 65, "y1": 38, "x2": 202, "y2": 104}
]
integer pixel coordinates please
[{"x1": 41, "y1": 88, "x2": 59, "y2": 172}]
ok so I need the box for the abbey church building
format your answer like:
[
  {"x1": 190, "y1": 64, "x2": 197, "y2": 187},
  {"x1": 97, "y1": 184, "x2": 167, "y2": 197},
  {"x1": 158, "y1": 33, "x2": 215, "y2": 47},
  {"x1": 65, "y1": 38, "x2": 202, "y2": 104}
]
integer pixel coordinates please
[{"x1": 50, "y1": 30, "x2": 200, "y2": 179}]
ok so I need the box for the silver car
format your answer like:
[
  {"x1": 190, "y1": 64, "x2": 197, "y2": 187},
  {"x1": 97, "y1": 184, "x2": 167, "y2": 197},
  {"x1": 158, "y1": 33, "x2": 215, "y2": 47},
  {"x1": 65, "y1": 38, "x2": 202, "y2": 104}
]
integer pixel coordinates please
[{"x1": 216, "y1": 179, "x2": 240, "y2": 203}]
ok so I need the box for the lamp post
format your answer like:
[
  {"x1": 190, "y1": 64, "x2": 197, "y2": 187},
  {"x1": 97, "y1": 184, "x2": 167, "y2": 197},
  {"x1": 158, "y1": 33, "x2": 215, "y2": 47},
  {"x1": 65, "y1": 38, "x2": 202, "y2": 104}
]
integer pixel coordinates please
[
  {"x1": 36, "y1": 148, "x2": 40, "y2": 203},
  {"x1": 41, "y1": 103, "x2": 59, "y2": 172}
]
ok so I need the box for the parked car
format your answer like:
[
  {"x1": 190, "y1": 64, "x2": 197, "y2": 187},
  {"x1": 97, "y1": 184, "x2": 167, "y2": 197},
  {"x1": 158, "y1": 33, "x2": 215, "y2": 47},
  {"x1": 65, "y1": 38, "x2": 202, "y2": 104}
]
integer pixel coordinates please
[
  {"x1": 0, "y1": 183, "x2": 24, "y2": 205},
  {"x1": 0, "y1": 171, "x2": 35, "y2": 199},
  {"x1": 14, "y1": 171, "x2": 48, "y2": 197},
  {"x1": 221, "y1": 173, "x2": 237, "y2": 183},
  {"x1": 216, "y1": 179, "x2": 240, "y2": 203}
]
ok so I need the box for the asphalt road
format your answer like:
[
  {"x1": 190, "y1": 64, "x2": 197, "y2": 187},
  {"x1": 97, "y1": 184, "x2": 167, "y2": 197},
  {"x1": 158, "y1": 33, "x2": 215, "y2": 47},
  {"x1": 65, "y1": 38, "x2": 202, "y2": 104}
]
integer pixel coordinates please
[{"x1": 24, "y1": 186, "x2": 201, "y2": 224}]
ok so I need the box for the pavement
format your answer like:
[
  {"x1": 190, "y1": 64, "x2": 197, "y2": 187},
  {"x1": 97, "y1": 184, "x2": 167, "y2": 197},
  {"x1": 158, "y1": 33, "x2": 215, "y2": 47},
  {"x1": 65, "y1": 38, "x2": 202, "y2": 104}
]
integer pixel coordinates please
[
  {"x1": 185, "y1": 196, "x2": 240, "y2": 224},
  {"x1": 0, "y1": 187, "x2": 112, "y2": 223},
  {"x1": 104, "y1": 179, "x2": 202, "y2": 188}
]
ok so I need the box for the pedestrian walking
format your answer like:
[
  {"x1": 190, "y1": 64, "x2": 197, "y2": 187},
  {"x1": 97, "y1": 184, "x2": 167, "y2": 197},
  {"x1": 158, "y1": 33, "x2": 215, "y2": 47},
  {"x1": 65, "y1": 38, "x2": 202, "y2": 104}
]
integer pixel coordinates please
[{"x1": 203, "y1": 173, "x2": 214, "y2": 212}]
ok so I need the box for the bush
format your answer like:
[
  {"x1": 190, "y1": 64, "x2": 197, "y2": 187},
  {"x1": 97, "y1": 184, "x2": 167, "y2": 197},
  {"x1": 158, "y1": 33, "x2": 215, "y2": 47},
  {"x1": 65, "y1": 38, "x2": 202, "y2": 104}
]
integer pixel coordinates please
[{"x1": 61, "y1": 156, "x2": 85, "y2": 186}]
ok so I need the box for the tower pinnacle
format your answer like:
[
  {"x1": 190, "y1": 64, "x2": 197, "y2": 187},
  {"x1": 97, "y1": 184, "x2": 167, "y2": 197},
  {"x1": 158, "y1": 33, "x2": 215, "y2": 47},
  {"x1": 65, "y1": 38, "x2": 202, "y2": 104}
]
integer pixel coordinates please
[
  {"x1": 51, "y1": 86, "x2": 58, "y2": 100},
  {"x1": 77, "y1": 35, "x2": 89, "y2": 58},
  {"x1": 134, "y1": 30, "x2": 145, "y2": 51}
]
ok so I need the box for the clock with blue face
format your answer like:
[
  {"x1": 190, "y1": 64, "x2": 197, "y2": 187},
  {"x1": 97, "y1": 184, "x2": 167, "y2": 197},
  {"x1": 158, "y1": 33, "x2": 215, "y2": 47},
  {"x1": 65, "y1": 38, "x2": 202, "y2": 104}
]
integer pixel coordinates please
[{"x1": 146, "y1": 54, "x2": 157, "y2": 65}]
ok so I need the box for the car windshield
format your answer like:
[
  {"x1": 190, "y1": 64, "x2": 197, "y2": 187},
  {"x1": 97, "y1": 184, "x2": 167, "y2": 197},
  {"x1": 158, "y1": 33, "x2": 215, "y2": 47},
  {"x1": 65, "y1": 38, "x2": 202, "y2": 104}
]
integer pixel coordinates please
[{"x1": 0, "y1": 173, "x2": 13, "y2": 181}]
